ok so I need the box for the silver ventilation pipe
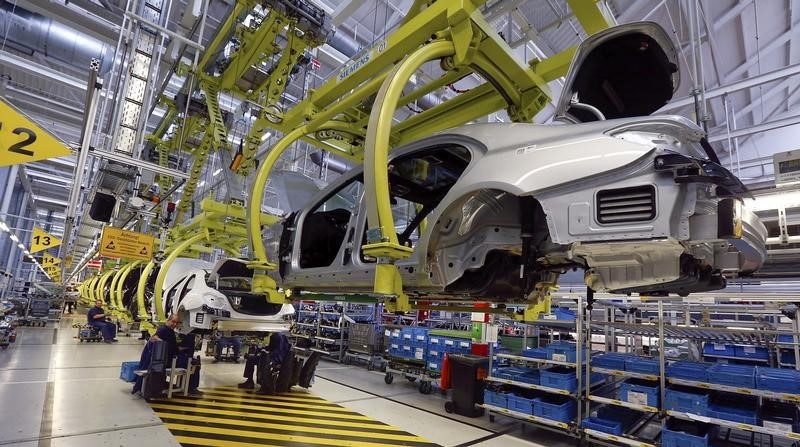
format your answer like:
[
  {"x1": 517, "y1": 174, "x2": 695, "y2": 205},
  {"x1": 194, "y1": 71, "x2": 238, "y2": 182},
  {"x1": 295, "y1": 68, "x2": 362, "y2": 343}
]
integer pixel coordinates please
[
  {"x1": 309, "y1": 151, "x2": 349, "y2": 174},
  {"x1": 0, "y1": 1, "x2": 114, "y2": 74}
]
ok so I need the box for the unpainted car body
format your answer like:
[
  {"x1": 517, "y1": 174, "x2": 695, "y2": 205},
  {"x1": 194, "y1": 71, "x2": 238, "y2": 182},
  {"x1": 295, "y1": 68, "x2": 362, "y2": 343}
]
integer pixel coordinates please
[{"x1": 261, "y1": 22, "x2": 767, "y2": 301}]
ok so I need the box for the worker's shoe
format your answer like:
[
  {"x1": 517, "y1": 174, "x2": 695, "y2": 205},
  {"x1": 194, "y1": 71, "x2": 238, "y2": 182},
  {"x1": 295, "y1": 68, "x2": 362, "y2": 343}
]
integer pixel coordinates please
[
  {"x1": 212, "y1": 358, "x2": 221, "y2": 364},
  {"x1": 233, "y1": 358, "x2": 240, "y2": 364},
  {"x1": 103, "y1": 339, "x2": 113, "y2": 344},
  {"x1": 111, "y1": 339, "x2": 119, "y2": 342},
  {"x1": 188, "y1": 389, "x2": 203, "y2": 396},
  {"x1": 237, "y1": 379, "x2": 255, "y2": 389}
]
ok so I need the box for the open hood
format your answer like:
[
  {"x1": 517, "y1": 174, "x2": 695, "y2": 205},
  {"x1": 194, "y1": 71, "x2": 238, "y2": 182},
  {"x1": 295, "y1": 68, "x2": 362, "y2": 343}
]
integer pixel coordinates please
[{"x1": 554, "y1": 22, "x2": 679, "y2": 123}]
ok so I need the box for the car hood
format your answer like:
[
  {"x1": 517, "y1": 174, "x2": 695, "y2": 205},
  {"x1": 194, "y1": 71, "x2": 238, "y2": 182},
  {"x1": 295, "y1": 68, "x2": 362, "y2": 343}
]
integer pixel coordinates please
[{"x1": 554, "y1": 21, "x2": 679, "y2": 123}]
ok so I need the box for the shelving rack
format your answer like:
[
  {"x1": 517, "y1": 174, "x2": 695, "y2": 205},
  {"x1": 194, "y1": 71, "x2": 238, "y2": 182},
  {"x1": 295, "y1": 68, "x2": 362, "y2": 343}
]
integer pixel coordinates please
[
  {"x1": 582, "y1": 296, "x2": 800, "y2": 447},
  {"x1": 482, "y1": 296, "x2": 585, "y2": 440},
  {"x1": 291, "y1": 301, "x2": 377, "y2": 362}
]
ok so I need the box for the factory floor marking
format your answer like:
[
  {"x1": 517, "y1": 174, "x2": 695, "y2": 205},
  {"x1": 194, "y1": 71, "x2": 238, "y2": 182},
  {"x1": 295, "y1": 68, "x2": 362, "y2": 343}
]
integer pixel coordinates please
[{"x1": 149, "y1": 386, "x2": 441, "y2": 447}]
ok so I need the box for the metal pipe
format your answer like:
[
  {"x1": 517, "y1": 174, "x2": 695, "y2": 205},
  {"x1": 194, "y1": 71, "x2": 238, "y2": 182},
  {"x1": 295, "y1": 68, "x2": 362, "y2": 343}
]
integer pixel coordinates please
[
  {"x1": 0, "y1": 1, "x2": 115, "y2": 73},
  {"x1": 62, "y1": 69, "x2": 103, "y2": 263},
  {"x1": 693, "y1": 0, "x2": 709, "y2": 131}
]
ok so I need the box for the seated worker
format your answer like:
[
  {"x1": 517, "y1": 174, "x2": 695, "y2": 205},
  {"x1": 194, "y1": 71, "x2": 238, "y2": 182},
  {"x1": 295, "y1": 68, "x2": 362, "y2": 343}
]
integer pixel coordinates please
[
  {"x1": 87, "y1": 300, "x2": 117, "y2": 343},
  {"x1": 212, "y1": 330, "x2": 241, "y2": 363},
  {"x1": 132, "y1": 314, "x2": 202, "y2": 396},
  {"x1": 237, "y1": 332, "x2": 290, "y2": 390}
]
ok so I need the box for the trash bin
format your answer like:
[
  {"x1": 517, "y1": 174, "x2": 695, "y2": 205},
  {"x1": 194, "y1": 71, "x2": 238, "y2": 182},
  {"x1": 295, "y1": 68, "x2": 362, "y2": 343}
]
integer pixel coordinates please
[{"x1": 445, "y1": 354, "x2": 489, "y2": 417}]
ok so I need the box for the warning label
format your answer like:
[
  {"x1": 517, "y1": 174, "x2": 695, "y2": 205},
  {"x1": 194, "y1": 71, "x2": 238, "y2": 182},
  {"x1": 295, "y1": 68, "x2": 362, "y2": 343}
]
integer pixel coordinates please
[{"x1": 99, "y1": 227, "x2": 154, "y2": 261}]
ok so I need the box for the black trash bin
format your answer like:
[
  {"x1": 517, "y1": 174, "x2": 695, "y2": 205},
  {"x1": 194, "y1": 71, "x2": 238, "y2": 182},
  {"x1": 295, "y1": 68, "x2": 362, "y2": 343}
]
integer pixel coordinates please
[{"x1": 445, "y1": 354, "x2": 489, "y2": 417}]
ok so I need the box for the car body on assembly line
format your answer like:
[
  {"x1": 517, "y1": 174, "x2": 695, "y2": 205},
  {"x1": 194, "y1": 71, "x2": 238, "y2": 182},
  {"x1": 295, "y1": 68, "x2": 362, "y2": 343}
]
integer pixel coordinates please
[
  {"x1": 162, "y1": 258, "x2": 294, "y2": 332},
  {"x1": 261, "y1": 22, "x2": 766, "y2": 302}
]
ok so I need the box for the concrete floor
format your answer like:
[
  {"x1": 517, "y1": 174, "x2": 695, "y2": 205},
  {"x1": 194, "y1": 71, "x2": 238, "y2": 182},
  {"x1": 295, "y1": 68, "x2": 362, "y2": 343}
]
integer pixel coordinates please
[{"x1": 0, "y1": 317, "x2": 576, "y2": 447}]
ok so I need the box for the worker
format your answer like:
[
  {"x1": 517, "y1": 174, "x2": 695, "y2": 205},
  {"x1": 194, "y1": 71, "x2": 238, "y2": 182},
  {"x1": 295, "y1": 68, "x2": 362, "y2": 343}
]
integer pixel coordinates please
[
  {"x1": 238, "y1": 332, "x2": 290, "y2": 392},
  {"x1": 87, "y1": 300, "x2": 117, "y2": 343},
  {"x1": 176, "y1": 333, "x2": 202, "y2": 395},
  {"x1": 213, "y1": 330, "x2": 241, "y2": 363},
  {"x1": 132, "y1": 315, "x2": 202, "y2": 396}
]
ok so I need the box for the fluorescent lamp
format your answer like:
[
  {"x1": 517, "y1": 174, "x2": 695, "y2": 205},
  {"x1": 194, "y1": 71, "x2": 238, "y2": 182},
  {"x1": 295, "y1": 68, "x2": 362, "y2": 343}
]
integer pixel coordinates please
[
  {"x1": 0, "y1": 222, "x2": 8, "y2": 232},
  {"x1": 261, "y1": 132, "x2": 272, "y2": 142},
  {"x1": 10, "y1": 234, "x2": 18, "y2": 242},
  {"x1": 213, "y1": 169, "x2": 222, "y2": 176},
  {"x1": 17, "y1": 243, "x2": 24, "y2": 249},
  {"x1": 198, "y1": 181, "x2": 206, "y2": 187},
  {"x1": 33, "y1": 196, "x2": 69, "y2": 206}
]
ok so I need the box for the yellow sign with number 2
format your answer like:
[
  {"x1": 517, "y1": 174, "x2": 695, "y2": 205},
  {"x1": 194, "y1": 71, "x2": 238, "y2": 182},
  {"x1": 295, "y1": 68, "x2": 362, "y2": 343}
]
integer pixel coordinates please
[{"x1": 0, "y1": 98, "x2": 72, "y2": 167}]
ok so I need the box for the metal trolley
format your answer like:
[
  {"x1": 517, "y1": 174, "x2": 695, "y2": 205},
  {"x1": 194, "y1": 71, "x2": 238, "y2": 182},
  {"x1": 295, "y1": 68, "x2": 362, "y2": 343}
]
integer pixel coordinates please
[
  {"x1": 343, "y1": 323, "x2": 386, "y2": 371},
  {"x1": 20, "y1": 298, "x2": 50, "y2": 327},
  {"x1": 383, "y1": 356, "x2": 439, "y2": 395}
]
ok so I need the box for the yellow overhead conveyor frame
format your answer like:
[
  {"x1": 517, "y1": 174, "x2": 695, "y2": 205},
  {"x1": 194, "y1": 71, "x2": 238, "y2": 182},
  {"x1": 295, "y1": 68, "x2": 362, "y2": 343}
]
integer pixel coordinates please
[
  {"x1": 95, "y1": 270, "x2": 117, "y2": 307},
  {"x1": 114, "y1": 261, "x2": 142, "y2": 311}
]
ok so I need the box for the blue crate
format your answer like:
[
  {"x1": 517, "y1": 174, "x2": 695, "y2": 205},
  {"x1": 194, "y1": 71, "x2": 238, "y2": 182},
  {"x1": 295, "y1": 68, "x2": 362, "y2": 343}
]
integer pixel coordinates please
[
  {"x1": 427, "y1": 360, "x2": 442, "y2": 372},
  {"x1": 484, "y1": 390, "x2": 508, "y2": 408},
  {"x1": 533, "y1": 395, "x2": 577, "y2": 423},
  {"x1": 582, "y1": 416, "x2": 623, "y2": 435},
  {"x1": 757, "y1": 367, "x2": 800, "y2": 394},
  {"x1": 597, "y1": 406, "x2": 641, "y2": 429},
  {"x1": 665, "y1": 385, "x2": 709, "y2": 415},
  {"x1": 703, "y1": 342, "x2": 735, "y2": 358},
  {"x1": 781, "y1": 351, "x2": 796, "y2": 366},
  {"x1": 389, "y1": 342, "x2": 401, "y2": 357},
  {"x1": 666, "y1": 361, "x2": 709, "y2": 382},
  {"x1": 619, "y1": 378, "x2": 660, "y2": 407},
  {"x1": 708, "y1": 363, "x2": 756, "y2": 388},
  {"x1": 662, "y1": 420, "x2": 715, "y2": 447},
  {"x1": 442, "y1": 337, "x2": 458, "y2": 352},
  {"x1": 427, "y1": 349, "x2": 443, "y2": 360},
  {"x1": 708, "y1": 394, "x2": 759, "y2": 425},
  {"x1": 522, "y1": 348, "x2": 549, "y2": 359},
  {"x1": 507, "y1": 394, "x2": 536, "y2": 414},
  {"x1": 540, "y1": 366, "x2": 578, "y2": 392},
  {"x1": 412, "y1": 347, "x2": 426, "y2": 361},
  {"x1": 515, "y1": 370, "x2": 540, "y2": 385},
  {"x1": 779, "y1": 334, "x2": 796, "y2": 344},
  {"x1": 428, "y1": 335, "x2": 442, "y2": 346},
  {"x1": 625, "y1": 356, "x2": 660, "y2": 375},
  {"x1": 734, "y1": 345, "x2": 769, "y2": 361},
  {"x1": 546, "y1": 342, "x2": 577, "y2": 363},
  {"x1": 493, "y1": 366, "x2": 530, "y2": 381},
  {"x1": 120, "y1": 361, "x2": 139, "y2": 382},
  {"x1": 456, "y1": 339, "x2": 472, "y2": 354},
  {"x1": 390, "y1": 328, "x2": 401, "y2": 340},
  {"x1": 592, "y1": 353, "x2": 631, "y2": 371}
]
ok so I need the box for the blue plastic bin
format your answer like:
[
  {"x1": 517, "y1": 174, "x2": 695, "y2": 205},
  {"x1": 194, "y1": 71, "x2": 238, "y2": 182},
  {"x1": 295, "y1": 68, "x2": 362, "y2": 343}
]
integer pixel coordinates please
[
  {"x1": 781, "y1": 351, "x2": 796, "y2": 366},
  {"x1": 619, "y1": 378, "x2": 659, "y2": 407},
  {"x1": 757, "y1": 367, "x2": 800, "y2": 394},
  {"x1": 597, "y1": 406, "x2": 642, "y2": 429},
  {"x1": 120, "y1": 361, "x2": 139, "y2": 382},
  {"x1": 664, "y1": 385, "x2": 710, "y2": 415},
  {"x1": 703, "y1": 342, "x2": 735, "y2": 358},
  {"x1": 522, "y1": 347, "x2": 549, "y2": 359},
  {"x1": 484, "y1": 390, "x2": 508, "y2": 408},
  {"x1": 592, "y1": 353, "x2": 630, "y2": 370},
  {"x1": 667, "y1": 361, "x2": 709, "y2": 382},
  {"x1": 662, "y1": 419, "x2": 715, "y2": 447},
  {"x1": 546, "y1": 342, "x2": 577, "y2": 363},
  {"x1": 533, "y1": 395, "x2": 577, "y2": 423},
  {"x1": 428, "y1": 335, "x2": 442, "y2": 346},
  {"x1": 507, "y1": 394, "x2": 536, "y2": 414},
  {"x1": 515, "y1": 370, "x2": 540, "y2": 385},
  {"x1": 582, "y1": 416, "x2": 623, "y2": 435},
  {"x1": 625, "y1": 356, "x2": 660, "y2": 375},
  {"x1": 708, "y1": 363, "x2": 756, "y2": 388},
  {"x1": 540, "y1": 366, "x2": 579, "y2": 392},
  {"x1": 708, "y1": 394, "x2": 759, "y2": 425},
  {"x1": 734, "y1": 345, "x2": 769, "y2": 361},
  {"x1": 540, "y1": 307, "x2": 576, "y2": 321}
]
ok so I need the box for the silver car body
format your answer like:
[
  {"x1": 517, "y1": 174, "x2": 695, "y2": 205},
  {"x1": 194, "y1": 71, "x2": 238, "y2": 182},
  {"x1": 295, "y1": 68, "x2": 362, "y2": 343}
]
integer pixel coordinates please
[{"x1": 261, "y1": 22, "x2": 767, "y2": 300}]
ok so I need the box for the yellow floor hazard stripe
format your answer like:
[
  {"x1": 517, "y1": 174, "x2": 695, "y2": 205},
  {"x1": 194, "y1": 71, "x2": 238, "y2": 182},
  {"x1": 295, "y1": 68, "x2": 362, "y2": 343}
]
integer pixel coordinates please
[{"x1": 150, "y1": 387, "x2": 441, "y2": 447}]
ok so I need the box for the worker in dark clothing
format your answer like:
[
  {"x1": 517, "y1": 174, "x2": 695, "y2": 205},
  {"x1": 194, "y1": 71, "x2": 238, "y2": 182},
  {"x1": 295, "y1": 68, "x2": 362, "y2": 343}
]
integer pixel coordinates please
[
  {"x1": 132, "y1": 315, "x2": 202, "y2": 396},
  {"x1": 87, "y1": 300, "x2": 117, "y2": 343},
  {"x1": 238, "y1": 332, "x2": 290, "y2": 390},
  {"x1": 176, "y1": 333, "x2": 202, "y2": 395}
]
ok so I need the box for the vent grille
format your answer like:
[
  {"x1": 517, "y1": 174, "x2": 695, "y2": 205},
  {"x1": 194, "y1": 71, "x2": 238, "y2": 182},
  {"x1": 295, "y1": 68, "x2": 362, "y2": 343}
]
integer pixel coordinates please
[{"x1": 596, "y1": 185, "x2": 656, "y2": 224}]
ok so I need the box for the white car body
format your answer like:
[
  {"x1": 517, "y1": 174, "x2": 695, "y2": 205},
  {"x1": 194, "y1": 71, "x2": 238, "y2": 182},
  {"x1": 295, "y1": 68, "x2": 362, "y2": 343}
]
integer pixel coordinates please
[{"x1": 161, "y1": 258, "x2": 294, "y2": 332}]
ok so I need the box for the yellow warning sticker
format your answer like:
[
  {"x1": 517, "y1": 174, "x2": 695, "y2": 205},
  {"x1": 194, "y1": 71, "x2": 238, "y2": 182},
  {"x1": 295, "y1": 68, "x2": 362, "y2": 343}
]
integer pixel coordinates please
[
  {"x1": 0, "y1": 98, "x2": 72, "y2": 167},
  {"x1": 31, "y1": 227, "x2": 62, "y2": 253},
  {"x1": 99, "y1": 227, "x2": 154, "y2": 261}
]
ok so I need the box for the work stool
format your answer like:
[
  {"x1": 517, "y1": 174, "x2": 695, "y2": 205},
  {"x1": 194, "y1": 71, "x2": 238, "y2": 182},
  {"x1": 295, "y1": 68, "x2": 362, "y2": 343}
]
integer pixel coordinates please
[{"x1": 134, "y1": 358, "x2": 198, "y2": 398}]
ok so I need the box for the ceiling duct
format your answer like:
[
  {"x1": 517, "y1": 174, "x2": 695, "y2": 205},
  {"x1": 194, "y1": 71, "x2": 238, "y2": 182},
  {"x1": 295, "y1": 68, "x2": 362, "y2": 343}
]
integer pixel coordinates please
[{"x1": 0, "y1": 0, "x2": 114, "y2": 74}]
